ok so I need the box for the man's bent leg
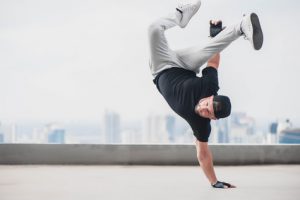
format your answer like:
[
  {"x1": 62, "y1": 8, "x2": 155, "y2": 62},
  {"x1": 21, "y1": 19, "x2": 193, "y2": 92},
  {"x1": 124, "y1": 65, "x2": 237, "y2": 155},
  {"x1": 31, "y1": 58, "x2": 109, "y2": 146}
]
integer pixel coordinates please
[
  {"x1": 195, "y1": 140, "x2": 218, "y2": 184},
  {"x1": 148, "y1": 12, "x2": 187, "y2": 77},
  {"x1": 175, "y1": 21, "x2": 242, "y2": 73}
]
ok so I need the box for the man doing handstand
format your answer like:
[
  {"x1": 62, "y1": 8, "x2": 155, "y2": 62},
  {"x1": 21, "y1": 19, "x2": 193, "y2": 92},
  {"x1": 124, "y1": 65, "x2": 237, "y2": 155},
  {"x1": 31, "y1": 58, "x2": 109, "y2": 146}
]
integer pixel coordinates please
[{"x1": 148, "y1": 0, "x2": 263, "y2": 188}]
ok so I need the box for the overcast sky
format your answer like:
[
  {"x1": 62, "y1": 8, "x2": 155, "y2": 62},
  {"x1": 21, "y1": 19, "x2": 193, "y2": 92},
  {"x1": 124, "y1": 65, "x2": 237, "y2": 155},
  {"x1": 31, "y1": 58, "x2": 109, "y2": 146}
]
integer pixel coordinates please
[{"x1": 0, "y1": 0, "x2": 299, "y2": 125}]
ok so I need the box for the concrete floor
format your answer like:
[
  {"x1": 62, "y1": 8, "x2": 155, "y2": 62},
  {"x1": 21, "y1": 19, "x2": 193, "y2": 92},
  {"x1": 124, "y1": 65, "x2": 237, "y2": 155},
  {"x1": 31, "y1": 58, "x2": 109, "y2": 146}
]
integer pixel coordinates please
[{"x1": 0, "y1": 165, "x2": 299, "y2": 200}]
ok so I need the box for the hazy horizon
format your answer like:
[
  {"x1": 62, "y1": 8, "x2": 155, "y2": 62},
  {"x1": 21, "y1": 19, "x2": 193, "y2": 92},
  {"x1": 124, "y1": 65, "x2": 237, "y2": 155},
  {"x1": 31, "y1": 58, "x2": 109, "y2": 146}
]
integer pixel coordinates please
[{"x1": 0, "y1": 0, "x2": 299, "y2": 126}]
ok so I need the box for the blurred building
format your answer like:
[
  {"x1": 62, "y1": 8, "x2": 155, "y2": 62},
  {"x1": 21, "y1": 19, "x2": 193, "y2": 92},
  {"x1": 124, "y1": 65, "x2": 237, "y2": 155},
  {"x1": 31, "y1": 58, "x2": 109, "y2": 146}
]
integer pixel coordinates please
[
  {"x1": 175, "y1": 128, "x2": 194, "y2": 144},
  {"x1": 270, "y1": 122, "x2": 278, "y2": 134},
  {"x1": 32, "y1": 127, "x2": 47, "y2": 143},
  {"x1": 121, "y1": 129, "x2": 142, "y2": 144},
  {"x1": 279, "y1": 129, "x2": 300, "y2": 144},
  {"x1": 2, "y1": 123, "x2": 17, "y2": 143},
  {"x1": 45, "y1": 124, "x2": 65, "y2": 144},
  {"x1": 229, "y1": 112, "x2": 256, "y2": 143},
  {"x1": 268, "y1": 119, "x2": 293, "y2": 144},
  {"x1": 275, "y1": 118, "x2": 299, "y2": 144},
  {"x1": 165, "y1": 115, "x2": 176, "y2": 143},
  {"x1": 267, "y1": 122, "x2": 279, "y2": 144},
  {"x1": 48, "y1": 129, "x2": 65, "y2": 144},
  {"x1": 0, "y1": 132, "x2": 4, "y2": 143},
  {"x1": 172, "y1": 119, "x2": 191, "y2": 143},
  {"x1": 143, "y1": 114, "x2": 168, "y2": 143},
  {"x1": 0, "y1": 122, "x2": 4, "y2": 143},
  {"x1": 277, "y1": 119, "x2": 292, "y2": 134},
  {"x1": 215, "y1": 118, "x2": 230, "y2": 143},
  {"x1": 104, "y1": 110, "x2": 121, "y2": 143},
  {"x1": 209, "y1": 123, "x2": 218, "y2": 144}
]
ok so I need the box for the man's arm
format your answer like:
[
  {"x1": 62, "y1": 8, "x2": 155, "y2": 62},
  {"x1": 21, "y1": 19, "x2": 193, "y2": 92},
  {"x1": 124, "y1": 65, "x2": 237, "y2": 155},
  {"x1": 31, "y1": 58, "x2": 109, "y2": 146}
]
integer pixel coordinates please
[
  {"x1": 195, "y1": 140, "x2": 236, "y2": 188},
  {"x1": 207, "y1": 53, "x2": 220, "y2": 69},
  {"x1": 207, "y1": 20, "x2": 222, "y2": 70},
  {"x1": 195, "y1": 140, "x2": 218, "y2": 184}
]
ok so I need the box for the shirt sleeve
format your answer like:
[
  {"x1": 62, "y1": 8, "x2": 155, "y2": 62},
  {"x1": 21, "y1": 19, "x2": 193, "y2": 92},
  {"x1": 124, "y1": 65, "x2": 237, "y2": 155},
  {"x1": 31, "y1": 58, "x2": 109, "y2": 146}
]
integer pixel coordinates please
[
  {"x1": 201, "y1": 67, "x2": 219, "y2": 96},
  {"x1": 188, "y1": 117, "x2": 211, "y2": 142}
]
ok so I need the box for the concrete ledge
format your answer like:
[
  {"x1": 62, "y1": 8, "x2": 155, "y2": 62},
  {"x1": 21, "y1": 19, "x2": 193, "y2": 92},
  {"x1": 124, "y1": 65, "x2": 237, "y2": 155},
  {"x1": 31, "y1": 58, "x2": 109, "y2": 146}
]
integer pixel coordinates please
[{"x1": 0, "y1": 144, "x2": 299, "y2": 165}]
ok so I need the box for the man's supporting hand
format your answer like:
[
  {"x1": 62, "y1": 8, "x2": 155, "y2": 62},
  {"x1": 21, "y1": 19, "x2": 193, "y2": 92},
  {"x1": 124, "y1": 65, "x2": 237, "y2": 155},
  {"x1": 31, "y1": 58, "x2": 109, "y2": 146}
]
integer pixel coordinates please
[
  {"x1": 212, "y1": 181, "x2": 237, "y2": 189},
  {"x1": 195, "y1": 140, "x2": 236, "y2": 189}
]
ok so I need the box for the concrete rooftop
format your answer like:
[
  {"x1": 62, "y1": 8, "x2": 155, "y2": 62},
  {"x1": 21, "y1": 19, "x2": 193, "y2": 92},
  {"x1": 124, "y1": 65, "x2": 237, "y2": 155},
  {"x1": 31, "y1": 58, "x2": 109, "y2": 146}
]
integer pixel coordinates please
[{"x1": 0, "y1": 165, "x2": 299, "y2": 200}]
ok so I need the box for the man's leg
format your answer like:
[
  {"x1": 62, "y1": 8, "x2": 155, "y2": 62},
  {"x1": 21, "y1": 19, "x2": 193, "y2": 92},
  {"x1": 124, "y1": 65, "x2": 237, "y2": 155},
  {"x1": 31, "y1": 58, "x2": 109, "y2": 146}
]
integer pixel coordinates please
[
  {"x1": 175, "y1": 13, "x2": 263, "y2": 73},
  {"x1": 175, "y1": 21, "x2": 242, "y2": 73},
  {"x1": 148, "y1": 1, "x2": 202, "y2": 76},
  {"x1": 148, "y1": 12, "x2": 187, "y2": 77}
]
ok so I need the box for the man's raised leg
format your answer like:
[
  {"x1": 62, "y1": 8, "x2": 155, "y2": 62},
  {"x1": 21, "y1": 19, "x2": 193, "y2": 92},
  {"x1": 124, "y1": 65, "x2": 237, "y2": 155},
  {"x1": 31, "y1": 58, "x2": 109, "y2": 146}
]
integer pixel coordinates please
[
  {"x1": 175, "y1": 13, "x2": 263, "y2": 73},
  {"x1": 148, "y1": 1, "x2": 202, "y2": 76},
  {"x1": 175, "y1": 22, "x2": 242, "y2": 73},
  {"x1": 148, "y1": 12, "x2": 184, "y2": 76}
]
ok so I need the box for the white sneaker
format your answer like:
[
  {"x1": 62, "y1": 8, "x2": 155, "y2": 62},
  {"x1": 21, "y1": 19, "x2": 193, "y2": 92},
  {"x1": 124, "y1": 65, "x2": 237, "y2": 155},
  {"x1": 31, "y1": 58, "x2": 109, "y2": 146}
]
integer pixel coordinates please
[
  {"x1": 176, "y1": 0, "x2": 201, "y2": 28},
  {"x1": 240, "y1": 13, "x2": 263, "y2": 50}
]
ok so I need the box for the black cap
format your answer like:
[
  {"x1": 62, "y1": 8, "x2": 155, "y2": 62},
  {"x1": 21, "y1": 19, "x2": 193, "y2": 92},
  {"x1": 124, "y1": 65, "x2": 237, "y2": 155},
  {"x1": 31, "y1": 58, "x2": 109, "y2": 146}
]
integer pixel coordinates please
[{"x1": 213, "y1": 95, "x2": 231, "y2": 119}]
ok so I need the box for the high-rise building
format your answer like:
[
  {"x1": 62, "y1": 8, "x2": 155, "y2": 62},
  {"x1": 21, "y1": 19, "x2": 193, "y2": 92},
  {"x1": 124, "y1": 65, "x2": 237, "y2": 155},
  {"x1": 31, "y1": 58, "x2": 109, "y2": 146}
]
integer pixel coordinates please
[
  {"x1": 32, "y1": 127, "x2": 48, "y2": 143},
  {"x1": 0, "y1": 122, "x2": 4, "y2": 143},
  {"x1": 48, "y1": 129, "x2": 65, "y2": 144},
  {"x1": 121, "y1": 129, "x2": 141, "y2": 144},
  {"x1": 165, "y1": 115, "x2": 176, "y2": 142},
  {"x1": 230, "y1": 126, "x2": 248, "y2": 143},
  {"x1": 277, "y1": 119, "x2": 292, "y2": 134},
  {"x1": 44, "y1": 123, "x2": 66, "y2": 144},
  {"x1": 143, "y1": 114, "x2": 168, "y2": 143},
  {"x1": 270, "y1": 122, "x2": 278, "y2": 134},
  {"x1": 279, "y1": 129, "x2": 300, "y2": 144},
  {"x1": 215, "y1": 118, "x2": 230, "y2": 143},
  {"x1": 176, "y1": 128, "x2": 194, "y2": 144},
  {"x1": 268, "y1": 121, "x2": 279, "y2": 144},
  {"x1": 209, "y1": 122, "x2": 219, "y2": 144},
  {"x1": 272, "y1": 119, "x2": 293, "y2": 143},
  {"x1": 229, "y1": 112, "x2": 256, "y2": 143},
  {"x1": 104, "y1": 110, "x2": 121, "y2": 143},
  {"x1": 2, "y1": 123, "x2": 17, "y2": 143},
  {"x1": 0, "y1": 133, "x2": 4, "y2": 143}
]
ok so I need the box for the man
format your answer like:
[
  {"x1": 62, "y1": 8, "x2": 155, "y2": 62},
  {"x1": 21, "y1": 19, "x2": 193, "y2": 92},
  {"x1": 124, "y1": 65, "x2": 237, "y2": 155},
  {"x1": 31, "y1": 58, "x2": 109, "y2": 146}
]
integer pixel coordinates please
[{"x1": 148, "y1": 0, "x2": 263, "y2": 188}]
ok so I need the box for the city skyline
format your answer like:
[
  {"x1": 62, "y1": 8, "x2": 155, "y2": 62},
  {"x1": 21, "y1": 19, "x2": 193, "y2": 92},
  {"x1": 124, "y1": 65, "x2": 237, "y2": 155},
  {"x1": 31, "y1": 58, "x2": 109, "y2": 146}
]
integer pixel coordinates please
[{"x1": 1, "y1": 110, "x2": 298, "y2": 144}]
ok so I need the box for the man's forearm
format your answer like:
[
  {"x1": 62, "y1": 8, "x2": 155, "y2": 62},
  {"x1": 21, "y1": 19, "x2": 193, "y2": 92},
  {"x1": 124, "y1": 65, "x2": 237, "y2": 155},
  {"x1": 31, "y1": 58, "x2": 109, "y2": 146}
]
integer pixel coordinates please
[
  {"x1": 207, "y1": 53, "x2": 220, "y2": 69},
  {"x1": 195, "y1": 141, "x2": 218, "y2": 184},
  {"x1": 199, "y1": 149, "x2": 218, "y2": 184}
]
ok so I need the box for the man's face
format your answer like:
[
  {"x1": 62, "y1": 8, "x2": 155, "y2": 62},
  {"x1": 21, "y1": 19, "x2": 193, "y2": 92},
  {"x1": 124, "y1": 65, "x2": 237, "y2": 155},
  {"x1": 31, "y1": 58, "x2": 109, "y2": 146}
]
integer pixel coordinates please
[{"x1": 195, "y1": 96, "x2": 216, "y2": 120}]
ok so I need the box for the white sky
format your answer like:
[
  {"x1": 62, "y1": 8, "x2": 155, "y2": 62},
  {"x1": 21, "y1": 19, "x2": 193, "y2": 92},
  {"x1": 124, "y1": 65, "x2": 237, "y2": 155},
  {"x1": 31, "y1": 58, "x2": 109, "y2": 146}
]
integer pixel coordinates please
[{"x1": 0, "y1": 0, "x2": 299, "y2": 125}]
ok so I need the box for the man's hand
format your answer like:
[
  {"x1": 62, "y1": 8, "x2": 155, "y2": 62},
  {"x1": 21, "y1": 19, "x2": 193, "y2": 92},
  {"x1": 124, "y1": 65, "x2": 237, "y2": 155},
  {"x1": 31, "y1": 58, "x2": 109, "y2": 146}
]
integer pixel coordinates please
[
  {"x1": 207, "y1": 20, "x2": 222, "y2": 69},
  {"x1": 212, "y1": 181, "x2": 237, "y2": 189},
  {"x1": 210, "y1": 20, "x2": 224, "y2": 37}
]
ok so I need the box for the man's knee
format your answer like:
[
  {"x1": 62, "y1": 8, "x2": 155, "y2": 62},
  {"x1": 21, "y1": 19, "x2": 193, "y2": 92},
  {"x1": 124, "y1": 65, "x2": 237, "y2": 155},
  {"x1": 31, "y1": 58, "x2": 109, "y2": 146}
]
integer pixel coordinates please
[{"x1": 148, "y1": 21, "x2": 164, "y2": 36}]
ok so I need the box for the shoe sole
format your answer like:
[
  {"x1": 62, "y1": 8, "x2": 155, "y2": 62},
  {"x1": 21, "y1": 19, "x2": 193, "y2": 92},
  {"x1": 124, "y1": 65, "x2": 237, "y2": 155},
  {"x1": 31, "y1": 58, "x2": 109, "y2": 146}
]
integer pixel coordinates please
[{"x1": 250, "y1": 13, "x2": 263, "y2": 50}]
